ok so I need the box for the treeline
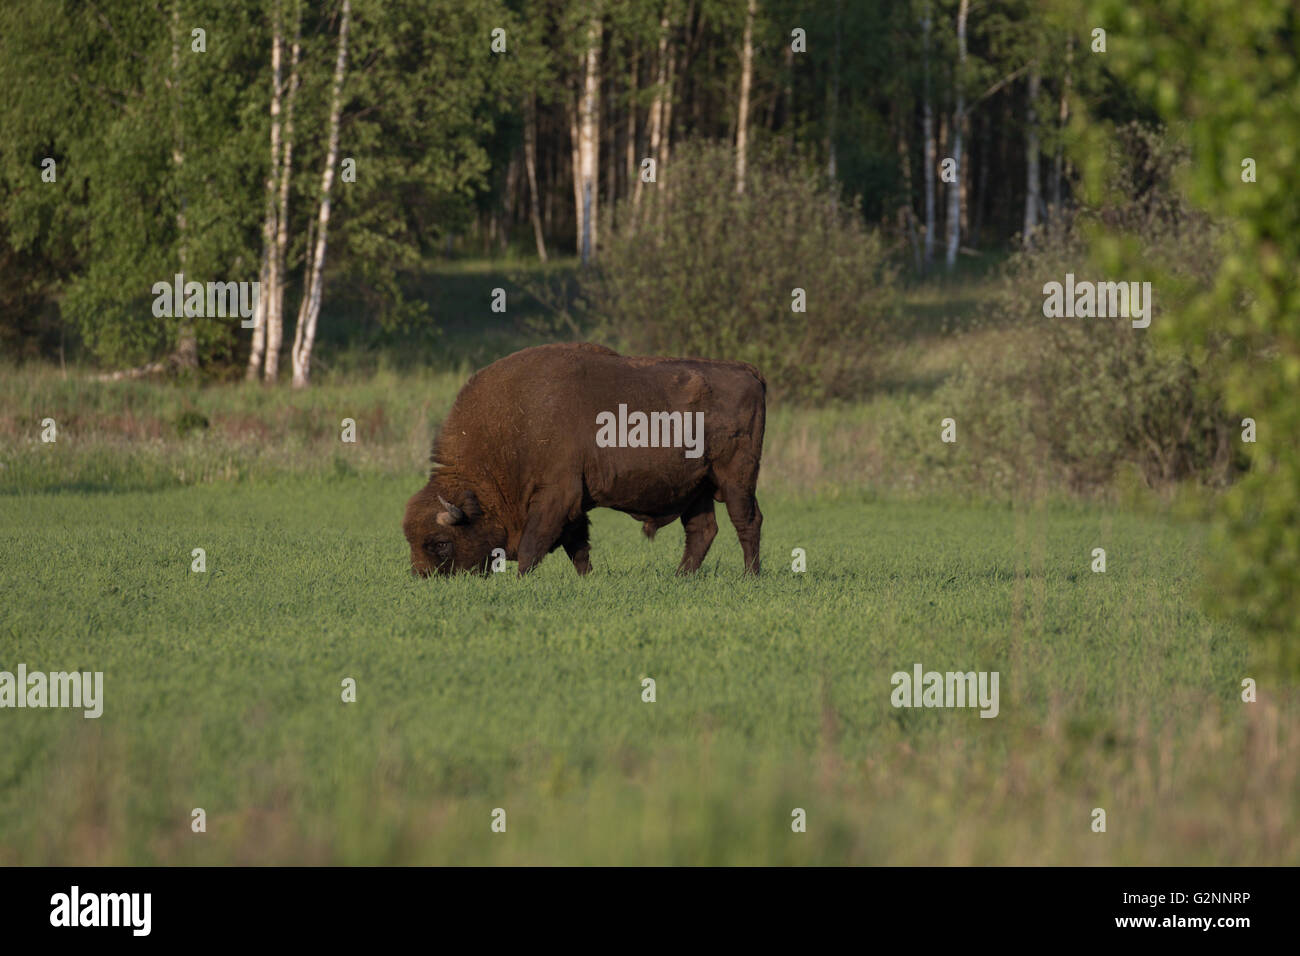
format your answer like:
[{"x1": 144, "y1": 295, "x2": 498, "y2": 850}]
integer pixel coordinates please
[
  {"x1": 0, "y1": 0, "x2": 1131, "y2": 378},
  {"x1": 509, "y1": 0, "x2": 1114, "y2": 271}
]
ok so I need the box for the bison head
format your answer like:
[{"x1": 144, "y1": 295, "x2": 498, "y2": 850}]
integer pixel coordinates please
[{"x1": 403, "y1": 483, "x2": 505, "y2": 576}]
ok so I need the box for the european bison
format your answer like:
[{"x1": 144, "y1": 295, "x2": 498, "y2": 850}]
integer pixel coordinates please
[{"x1": 403, "y1": 343, "x2": 766, "y2": 577}]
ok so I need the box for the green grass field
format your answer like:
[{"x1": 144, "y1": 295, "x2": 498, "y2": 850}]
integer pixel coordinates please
[
  {"x1": 2, "y1": 475, "x2": 1295, "y2": 864},
  {"x1": 1, "y1": 266, "x2": 1296, "y2": 865}
]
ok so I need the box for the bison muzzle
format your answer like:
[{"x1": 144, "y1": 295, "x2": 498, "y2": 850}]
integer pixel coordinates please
[{"x1": 403, "y1": 343, "x2": 766, "y2": 577}]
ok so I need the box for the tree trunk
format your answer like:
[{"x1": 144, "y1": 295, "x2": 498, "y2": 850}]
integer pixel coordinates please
[
  {"x1": 826, "y1": 0, "x2": 841, "y2": 184},
  {"x1": 736, "y1": 0, "x2": 756, "y2": 194},
  {"x1": 290, "y1": 0, "x2": 350, "y2": 389},
  {"x1": 544, "y1": 116, "x2": 555, "y2": 234},
  {"x1": 247, "y1": 4, "x2": 283, "y2": 381},
  {"x1": 973, "y1": 109, "x2": 989, "y2": 243},
  {"x1": 524, "y1": 96, "x2": 547, "y2": 261},
  {"x1": 575, "y1": 15, "x2": 601, "y2": 263},
  {"x1": 170, "y1": 2, "x2": 198, "y2": 369},
  {"x1": 257, "y1": 8, "x2": 286, "y2": 383},
  {"x1": 568, "y1": 98, "x2": 581, "y2": 244},
  {"x1": 626, "y1": 54, "x2": 638, "y2": 195},
  {"x1": 960, "y1": 111, "x2": 971, "y2": 233},
  {"x1": 921, "y1": 5, "x2": 935, "y2": 269},
  {"x1": 503, "y1": 150, "x2": 520, "y2": 252},
  {"x1": 634, "y1": 17, "x2": 670, "y2": 214},
  {"x1": 661, "y1": 40, "x2": 675, "y2": 171},
  {"x1": 944, "y1": 0, "x2": 968, "y2": 271},
  {"x1": 605, "y1": 71, "x2": 616, "y2": 223},
  {"x1": 1023, "y1": 61, "x2": 1041, "y2": 247},
  {"x1": 896, "y1": 112, "x2": 922, "y2": 273},
  {"x1": 269, "y1": 4, "x2": 302, "y2": 381},
  {"x1": 783, "y1": 42, "x2": 794, "y2": 148},
  {"x1": 1051, "y1": 38, "x2": 1073, "y2": 236}
]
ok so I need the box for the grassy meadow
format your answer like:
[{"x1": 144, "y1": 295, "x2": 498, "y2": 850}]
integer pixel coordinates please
[{"x1": 1, "y1": 262, "x2": 1296, "y2": 865}]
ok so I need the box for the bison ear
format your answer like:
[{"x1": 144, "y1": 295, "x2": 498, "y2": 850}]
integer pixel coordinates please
[{"x1": 436, "y1": 494, "x2": 466, "y2": 526}]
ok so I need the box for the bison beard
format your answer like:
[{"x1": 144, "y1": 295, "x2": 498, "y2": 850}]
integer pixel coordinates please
[{"x1": 403, "y1": 343, "x2": 766, "y2": 577}]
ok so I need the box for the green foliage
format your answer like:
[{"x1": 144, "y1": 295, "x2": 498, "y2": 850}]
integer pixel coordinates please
[
  {"x1": 937, "y1": 123, "x2": 1241, "y2": 493},
  {"x1": 1089, "y1": 0, "x2": 1300, "y2": 676},
  {"x1": 581, "y1": 142, "x2": 899, "y2": 401},
  {"x1": 0, "y1": 0, "x2": 517, "y2": 369},
  {"x1": 173, "y1": 409, "x2": 211, "y2": 437}
]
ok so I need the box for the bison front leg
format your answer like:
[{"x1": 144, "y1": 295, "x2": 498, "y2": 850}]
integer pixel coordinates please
[
  {"x1": 559, "y1": 516, "x2": 593, "y2": 576},
  {"x1": 677, "y1": 493, "x2": 718, "y2": 574},
  {"x1": 516, "y1": 492, "x2": 578, "y2": 576}
]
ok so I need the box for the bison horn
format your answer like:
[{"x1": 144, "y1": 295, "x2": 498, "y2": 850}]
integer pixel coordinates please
[{"x1": 436, "y1": 494, "x2": 466, "y2": 525}]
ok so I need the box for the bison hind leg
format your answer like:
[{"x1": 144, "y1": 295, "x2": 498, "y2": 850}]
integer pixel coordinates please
[
  {"x1": 720, "y1": 489, "x2": 762, "y2": 574},
  {"x1": 676, "y1": 493, "x2": 719, "y2": 575}
]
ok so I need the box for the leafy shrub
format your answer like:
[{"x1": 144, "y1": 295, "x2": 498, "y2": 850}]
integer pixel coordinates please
[
  {"x1": 580, "y1": 141, "x2": 898, "y2": 402},
  {"x1": 945, "y1": 124, "x2": 1242, "y2": 492},
  {"x1": 1092, "y1": 0, "x2": 1300, "y2": 677},
  {"x1": 174, "y1": 409, "x2": 210, "y2": 437}
]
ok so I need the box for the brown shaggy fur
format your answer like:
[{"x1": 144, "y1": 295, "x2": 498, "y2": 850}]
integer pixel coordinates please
[{"x1": 403, "y1": 343, "x2": 766, "y2": 577}]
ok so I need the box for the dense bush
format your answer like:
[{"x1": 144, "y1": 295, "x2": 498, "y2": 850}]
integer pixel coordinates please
[
  {"x1": 580, "y1": 142, "x2": 898, "y2": 402},
  {"x1": 945, "y1": 124, "x2": 1243, "y2": 492},
  {"x1": 1091, "y1": 0, "x2": 1300, "y2": 678}
]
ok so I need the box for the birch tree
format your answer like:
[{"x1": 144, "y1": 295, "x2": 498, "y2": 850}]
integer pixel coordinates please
[
  {"x1": 525, "y1": 95, "x2": 548, "y2": 261},
  {"x1": 826, "y1": 0, "x2": 841, "y2": 185},
  {"x1": 735, "y1": 0, "x2": 756, "y2": 194},
  {"x1": 575, "y1": 12, "x2": 601, "y2": 263},
  {"x1": 170, "y1": 1, "x2": 197, "y2": 369},
  {"x1": 290, "y1": 0, "x2": 351, "y2": 388},
  {"x1": 1050, "y1": 37, "x2": 1073, "y2": 236},
  {"x1": 633, "y1": 15, "x2": 670, "y2": 215},
  {"x1": 1022, "y1": 61, "x2": 1041, "y2": 247},
  {"x1": 625, "y1": 53, "x2": 637, "y2": 204},
  {"x1": 944, "y1": 0, "x2": 968, "y2": 271},
  {"x1": 271, "y1": 7, "x2": 302, "y2": 377},
  {"x1": 245, "y1": 8, "x2": 280, "y2": 381}
]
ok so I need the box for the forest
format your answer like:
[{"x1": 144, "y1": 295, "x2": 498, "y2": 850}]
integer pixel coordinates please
[{"x1": 1, "y1": 0, "x2": 1129, "y2": 377}]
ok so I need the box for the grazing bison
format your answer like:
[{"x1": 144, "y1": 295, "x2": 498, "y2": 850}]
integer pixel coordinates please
[{"x1": 403, "y1": 343, "x2": 765, "y2": 577}]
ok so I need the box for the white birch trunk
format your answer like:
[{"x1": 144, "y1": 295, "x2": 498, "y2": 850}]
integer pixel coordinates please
[
  {"x1": 272, "y1": 5, "x2": 302, "y2": 369},
  {"x1": 576, "y1": 15, "x2": 601, "y2": 263},
  {"x1": 625, "y1": 55, "x2": 637, "y2": 199},
  {"x1": 290, "y1": 0, "x2": 350, "y2": 389},
  {"x1": 826, "y1": 0, "x2": 841, "y2": 184},
  {"x1": 261, "y1": 8, "x2": 286, "y2": 382},
  {"x1": 944, "y1": 0, "x2": 968, "y2": 271},
  {"x1": 525, "y1": 96, "x2": 548, "y2": 261},
  {"x1": 634, "y1": 17, "x2": 670, "y2": 214},
  {"x1": 1023, "y1": 62, "x2": 1041, "y2": 247},
  {"x1": 171, "y1": 2, "x2": 198, "y2": 368},
  {"x1": 1050, "y1": 39, "x2": 1073, "y2": 236},
  {"x1": 736, "y1": 0, "x2": 756, "y2": 194},
  {"x1": 248, "y1": 3, "x2": 283, "y2": 380}
]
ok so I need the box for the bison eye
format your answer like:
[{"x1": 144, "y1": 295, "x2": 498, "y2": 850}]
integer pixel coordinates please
[{"x1": 425, "y1": 539, "x2": 453, "y2": 562}]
